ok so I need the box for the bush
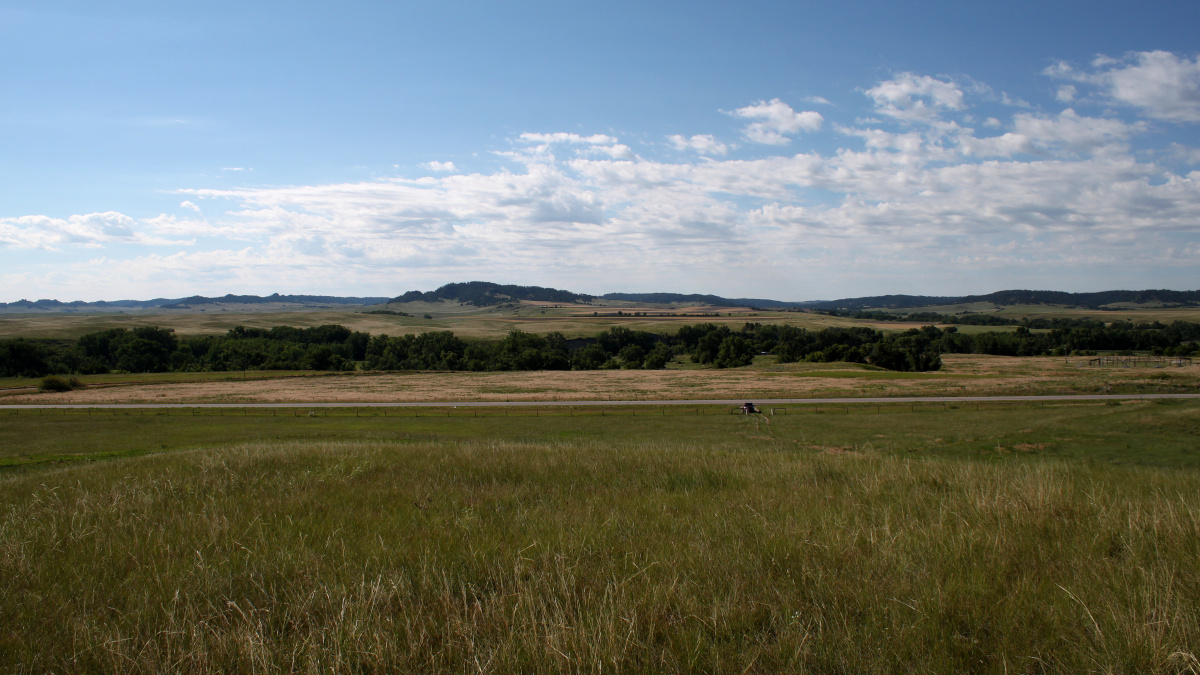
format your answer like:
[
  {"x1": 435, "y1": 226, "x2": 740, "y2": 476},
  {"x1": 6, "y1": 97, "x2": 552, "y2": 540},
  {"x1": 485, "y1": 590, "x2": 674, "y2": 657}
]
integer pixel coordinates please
[{"x1": 38, "y1": 376, "x2": 82, "y2": 392}]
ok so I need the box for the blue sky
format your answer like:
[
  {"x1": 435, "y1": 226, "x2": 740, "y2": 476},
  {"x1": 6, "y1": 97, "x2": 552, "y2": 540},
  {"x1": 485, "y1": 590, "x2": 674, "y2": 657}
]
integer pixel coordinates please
[{"x1": 3, "y1": 1, "x2": 1200, "y2": 301}]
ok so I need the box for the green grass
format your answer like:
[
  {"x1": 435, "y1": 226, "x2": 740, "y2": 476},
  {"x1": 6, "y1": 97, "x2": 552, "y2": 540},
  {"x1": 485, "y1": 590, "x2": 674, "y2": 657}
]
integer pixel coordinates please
[
  {"x1": 2, "y1": 399, "x2": 1199, "y2": 469},
  {"x1": 1, "y1": 404, "x2": 1199, "y2": 671}
]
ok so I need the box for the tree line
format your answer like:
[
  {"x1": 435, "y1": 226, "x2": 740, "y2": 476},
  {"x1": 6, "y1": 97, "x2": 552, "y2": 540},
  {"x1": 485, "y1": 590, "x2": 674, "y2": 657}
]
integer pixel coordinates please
[{"x1": 2, "y1": 320, "x2": 1198, "y2": 379}]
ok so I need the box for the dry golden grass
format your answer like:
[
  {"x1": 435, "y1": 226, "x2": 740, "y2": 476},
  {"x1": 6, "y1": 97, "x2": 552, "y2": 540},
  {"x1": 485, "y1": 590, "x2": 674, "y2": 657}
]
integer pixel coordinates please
[{"x1": 6, "y1": 354, "x2": 1199, "y2": 405}]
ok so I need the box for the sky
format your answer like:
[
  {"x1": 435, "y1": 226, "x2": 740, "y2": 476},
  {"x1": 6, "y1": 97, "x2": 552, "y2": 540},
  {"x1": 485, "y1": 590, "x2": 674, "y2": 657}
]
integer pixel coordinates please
[{"x1": 2, "y1": 1, "x2": 1200, "y2": 302}]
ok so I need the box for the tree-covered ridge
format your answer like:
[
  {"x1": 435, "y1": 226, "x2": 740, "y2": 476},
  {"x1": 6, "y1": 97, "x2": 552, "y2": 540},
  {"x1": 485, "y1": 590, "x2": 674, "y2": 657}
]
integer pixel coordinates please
[
  {"x1": 390, "y1": 282, "x2": 594, "y2": 306},
  {"x1": 4, "y1": 320, "x2": 1199, "y2": 379}
]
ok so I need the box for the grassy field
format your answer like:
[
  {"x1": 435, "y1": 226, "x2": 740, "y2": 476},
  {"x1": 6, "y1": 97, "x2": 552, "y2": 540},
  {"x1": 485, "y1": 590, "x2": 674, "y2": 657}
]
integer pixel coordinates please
[
  {"x1": 0, "y1": 301, "x2": 852, "y2": 340},
  {"x1": 1, "y1": 403, "x2": 1199, "y2": 672},
  {"x1": 3, "y1": 398, "x2": 1200, "y2": 469},
  {"x1": 5, "y1": 354, "x2": 1198, "y2": 405}
]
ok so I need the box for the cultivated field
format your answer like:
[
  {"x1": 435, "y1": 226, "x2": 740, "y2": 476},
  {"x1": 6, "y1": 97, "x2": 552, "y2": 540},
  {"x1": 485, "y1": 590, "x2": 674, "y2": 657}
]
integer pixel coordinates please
[{"x1": 1, "y1": 403, "x2": 1199, "y2": 672}]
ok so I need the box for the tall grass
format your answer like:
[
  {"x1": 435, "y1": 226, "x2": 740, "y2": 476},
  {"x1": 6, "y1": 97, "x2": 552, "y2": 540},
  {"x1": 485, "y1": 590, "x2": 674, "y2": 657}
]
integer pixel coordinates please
[{"x1": 1, "y1": 438, "x2": 1198, "y2": 672}]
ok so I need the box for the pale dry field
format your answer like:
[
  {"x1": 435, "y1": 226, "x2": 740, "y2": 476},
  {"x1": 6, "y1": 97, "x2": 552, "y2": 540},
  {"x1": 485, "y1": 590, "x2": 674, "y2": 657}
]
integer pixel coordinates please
[
  {"x1": 9, "y1": 355, "x2": 1199, "y2": 404},
  {"x1": 0, "y1": 301, "x2": 850, "y2": 340}
]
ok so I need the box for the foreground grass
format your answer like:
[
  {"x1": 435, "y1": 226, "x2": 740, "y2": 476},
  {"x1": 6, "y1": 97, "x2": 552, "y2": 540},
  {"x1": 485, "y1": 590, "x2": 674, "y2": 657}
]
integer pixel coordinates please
[
  {"x1": 2, "y1": 431, "x2": 1199, "y2": 672},
  {"x1": 2, "y1": 399, "x2": 1199, "y2": 469}
]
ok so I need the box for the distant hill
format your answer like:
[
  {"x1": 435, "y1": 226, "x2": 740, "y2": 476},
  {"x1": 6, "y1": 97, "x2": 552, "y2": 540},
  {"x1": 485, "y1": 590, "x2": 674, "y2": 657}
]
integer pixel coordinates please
[
  {"x1": 390, "y1": 282, "x2": 594, "y2": 306},
  {"x1": 600, "y1": 292, "x2": 804, "y2": 308},
  {"x1": 800, "y1": 289, "x2": 1200, "y2": 311},
  {"x1": 0, "y1": 293, "x2": 390, "y2": 312},
  {"x1": 6, "y1": 284, "x2": 1199, "y2": 314}
]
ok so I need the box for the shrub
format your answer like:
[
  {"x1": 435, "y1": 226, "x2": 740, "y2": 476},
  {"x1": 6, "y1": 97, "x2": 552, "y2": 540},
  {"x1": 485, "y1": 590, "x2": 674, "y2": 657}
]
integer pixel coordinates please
[{"x1": 38, "y1": 376, "x2": 82, "y2": 392}]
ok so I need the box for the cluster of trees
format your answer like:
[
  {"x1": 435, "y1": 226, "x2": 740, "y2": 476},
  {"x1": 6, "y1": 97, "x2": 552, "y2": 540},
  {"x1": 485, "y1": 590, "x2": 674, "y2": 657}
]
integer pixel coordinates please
[
  {"x1": 0, "y1": 325, "x2": 369, "y2": 378},
  {"x1": 363, "y1": 326, "x2": 674, "y2": 372},
  {"x1": 678, "y1": 323, "x2": 943, "y2": 371},
  {"x1": 938, "y1": 321, "x2": 1200, "y2": 357},
  {"x1": 3, "y1": 320, "x2": 1198, "y2": 379}
]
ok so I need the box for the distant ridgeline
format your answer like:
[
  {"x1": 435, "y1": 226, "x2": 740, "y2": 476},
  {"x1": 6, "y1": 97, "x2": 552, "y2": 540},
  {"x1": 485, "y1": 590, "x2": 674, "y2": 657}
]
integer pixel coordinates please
[
  {"x1": 0, "y1": 293, "x2": 391, "y2": 311},
  {"x1": 600, "y1": 292, "x2": 804, "y2": 309},
  {"x1": 799, "y1": 289, "x2": 1200, "y2": 311},
  {"x1": 6, "y1": 286, "x2": 1199, "y2": 313},
  {"x1": 389, "y1": 282, "x2": 594, "y2": 307},
  {"x1": 3, "y1": 320, "x2": 1199, "y2": 379}
]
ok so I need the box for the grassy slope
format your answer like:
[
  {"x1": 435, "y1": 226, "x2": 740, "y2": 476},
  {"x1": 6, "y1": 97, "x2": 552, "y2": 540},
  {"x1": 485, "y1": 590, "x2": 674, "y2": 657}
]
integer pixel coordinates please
[{"x1": 1, "y1": 422, "x2": 1197, "y2": 672}]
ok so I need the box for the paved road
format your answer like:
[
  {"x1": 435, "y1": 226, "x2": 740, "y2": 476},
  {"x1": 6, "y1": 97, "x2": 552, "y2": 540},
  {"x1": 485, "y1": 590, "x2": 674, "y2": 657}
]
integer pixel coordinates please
[{"x1": 2, "y1": 393, "x2": 1198, "y2": 410}]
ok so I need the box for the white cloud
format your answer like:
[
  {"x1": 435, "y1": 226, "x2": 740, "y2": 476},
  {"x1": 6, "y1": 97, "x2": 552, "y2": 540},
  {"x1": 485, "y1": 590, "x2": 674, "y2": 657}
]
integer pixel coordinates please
[
  {"x1": 667, "y1": 134, "x2": 729, "y2": 156},
  {"x1": 6, "y1": 66, "x2": 1200, "y2": 301},
  {"x1": 180, "y1": 200, "x2": 201, "y2": 213},
  {"x1": 583, "y1": 144, "x2": 637, "y2": 161},
  {"x1": 732, "y1": 99, "x2": 823, "y2": 144},
  {"x1": 864, "y1": 73, "x2": 964, "y2": 122},
  {"x1": 1056, "y1": 85, "x2": 1077, "y2": 103},
  {"x1": 1168, "y1": 142, "x2": 1200, "y2": 164},
  {"x1": 1011, "y1": 109, "x2": 1138, "y2": 154},
  {"x1": 423, "y1": 160, "x2": 457, "y2": 172},
  {"x1": 0, "y1": 211, "x2": 201, "y2": 251},
  {"x1": 962, "y1": 109, "x2": 1138, "y2": 158},
  {"x1": 519, "y1": 132, "x2": 617, "y2": 145},
  {"x1": 1049, "y1": 51, "x2": 1200, "y2": 123}
]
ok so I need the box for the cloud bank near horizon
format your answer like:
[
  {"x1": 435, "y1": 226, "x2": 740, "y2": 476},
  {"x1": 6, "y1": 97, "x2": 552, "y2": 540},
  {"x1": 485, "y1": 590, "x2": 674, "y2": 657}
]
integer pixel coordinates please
[{"x1": 3, "y1": 51, "x2": 1200, "y2": 302}]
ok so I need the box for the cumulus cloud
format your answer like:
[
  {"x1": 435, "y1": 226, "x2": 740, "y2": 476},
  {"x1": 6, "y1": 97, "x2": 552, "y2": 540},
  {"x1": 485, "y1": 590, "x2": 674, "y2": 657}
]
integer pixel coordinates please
[
  {"x1": 1, "y1": 212, "x2": 137, "y2": 248},
  {"x1": 6, "y1": 65, "x2": 1200, "y2": 300},
  {"x1": 865, "y1": 73, "x2": 964, "y2": 122},
  {"x1": 1049, "y1": 51, "x2": 1200, "y2": 122},
  {"x1": 0, "y1": 211, "x2": 202, "y2": 251},
  {"x1": 667, "y1": 134, "x2": 729, "y2": 156},
  {"x1": 180, "y1": 200, "x2": 201, "y2": 213},
  {"x1": 423, "y1": 160, "x2": 457, "y2": 172},
  {"x1": 960, "y1": 109, "x2": 1138, "y2": 157},
  {"x1": 732, "y1": 99, "x2": 823, "y2": 144}
]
